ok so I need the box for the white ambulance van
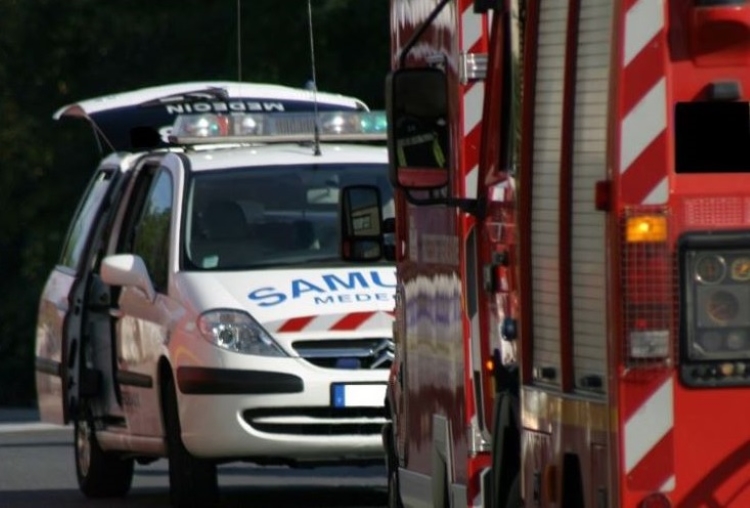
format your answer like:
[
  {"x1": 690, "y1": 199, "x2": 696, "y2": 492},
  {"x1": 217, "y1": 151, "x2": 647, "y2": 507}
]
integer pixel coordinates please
[{"x1": 34, "y1": 82, "x2": 395, "y2": 507}]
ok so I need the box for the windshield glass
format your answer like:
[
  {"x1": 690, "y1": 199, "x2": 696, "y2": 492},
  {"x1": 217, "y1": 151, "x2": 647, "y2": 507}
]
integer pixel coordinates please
[{"x1": 183, "y1": 163, "x2": 393, "y2": 270}]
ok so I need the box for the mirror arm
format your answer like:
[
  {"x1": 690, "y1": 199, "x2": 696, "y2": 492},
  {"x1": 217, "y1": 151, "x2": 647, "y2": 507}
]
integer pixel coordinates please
[
  {"x1": 404, "y1": 189, "x2": 486, "y2": 219},
  {"x1": 448, "y1": 197, "x2": 486, "y2": 219},
  {"x1": 398, "y1": 0, "x2": 452, "y2": 69}
]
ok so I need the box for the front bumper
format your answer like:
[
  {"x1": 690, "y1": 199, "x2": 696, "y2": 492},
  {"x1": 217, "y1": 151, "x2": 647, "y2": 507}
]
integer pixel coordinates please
[{"x1": 176, "y1": 363, "x2": 388, "y2": 464}]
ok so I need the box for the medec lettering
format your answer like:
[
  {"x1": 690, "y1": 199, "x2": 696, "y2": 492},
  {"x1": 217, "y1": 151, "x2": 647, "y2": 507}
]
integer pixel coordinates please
[{"x1": 248, "y1": 270, "x2": 396, "y2": 307}]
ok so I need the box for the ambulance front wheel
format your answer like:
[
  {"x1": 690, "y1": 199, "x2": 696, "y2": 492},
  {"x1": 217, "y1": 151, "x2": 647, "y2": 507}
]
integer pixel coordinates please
[
  {"x1": 74, "y1": 402, "x2": 134, "y2": 498},
  {"x1": 163, "y1": 373, "x2": 219, "y2": 508}
]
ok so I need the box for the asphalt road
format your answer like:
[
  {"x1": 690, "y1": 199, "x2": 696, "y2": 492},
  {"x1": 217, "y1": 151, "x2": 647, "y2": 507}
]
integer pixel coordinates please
[{"x1": 0, "y1": 408, "x2": 387, "y2": 508}]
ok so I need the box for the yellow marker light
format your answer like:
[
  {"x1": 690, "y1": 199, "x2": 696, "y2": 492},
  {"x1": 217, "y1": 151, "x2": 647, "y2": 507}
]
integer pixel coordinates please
[
  {"x1": 485, "y1": 359, "x2": 494, "y2": 372},
  {"x1": 721, "y1": 363, "x2": 734, "y2": 377},
  {"x1": 626, "y1": 215, "x2": 667, "y2": 243}
]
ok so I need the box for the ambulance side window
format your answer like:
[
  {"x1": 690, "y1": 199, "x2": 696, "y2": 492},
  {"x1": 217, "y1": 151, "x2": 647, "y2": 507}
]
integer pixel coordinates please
[
  {"x1": 59, "y1": 170, "x2": 113, "y2": 271},
  {"x1": 131, "y1": 169, "x2": 173, "y2": 293}
]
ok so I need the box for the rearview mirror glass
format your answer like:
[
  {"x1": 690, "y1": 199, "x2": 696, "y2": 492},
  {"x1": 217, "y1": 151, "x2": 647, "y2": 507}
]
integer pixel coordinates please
[
  {"x1": 339, "y1": 185, "x2": 383, "y2": 262},
  {"x1": 386, "y1": 67, "x2": 450, "y2": 190}
]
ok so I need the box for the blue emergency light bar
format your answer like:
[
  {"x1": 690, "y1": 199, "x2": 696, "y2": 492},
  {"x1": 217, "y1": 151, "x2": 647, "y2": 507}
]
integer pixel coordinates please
[{"x1": 168, "y1": 110, "x2": 387, "y2": 145}]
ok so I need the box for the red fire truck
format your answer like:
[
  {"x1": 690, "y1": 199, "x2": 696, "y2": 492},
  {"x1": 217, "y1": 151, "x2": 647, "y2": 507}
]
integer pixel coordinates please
[{"x1": 340, "y1": 0, "x2": 750, "y2": 507}]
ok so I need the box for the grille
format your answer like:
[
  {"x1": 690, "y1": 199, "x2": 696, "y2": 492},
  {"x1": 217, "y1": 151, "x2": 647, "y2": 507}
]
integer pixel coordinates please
[
  {"x1": 292, "y1": 338, "x2": 394, "y2": 370},
  {"x1": 242, "y1": 407, "x2": 386, "y2": 436},
  {"x1": 682, "y1": 196, "x2": 750, "y2": 228}
]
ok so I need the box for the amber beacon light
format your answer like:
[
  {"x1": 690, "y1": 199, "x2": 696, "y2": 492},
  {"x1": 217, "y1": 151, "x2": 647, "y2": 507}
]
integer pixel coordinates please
[{"x1": 689, "y1": 0, "x2": 750, "y2": 67}]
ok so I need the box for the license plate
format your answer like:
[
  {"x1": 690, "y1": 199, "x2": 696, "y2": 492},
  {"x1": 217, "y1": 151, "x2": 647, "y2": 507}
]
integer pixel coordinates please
[{"x1": 331, "y1": 383, "x2": 386, "y2": 408}]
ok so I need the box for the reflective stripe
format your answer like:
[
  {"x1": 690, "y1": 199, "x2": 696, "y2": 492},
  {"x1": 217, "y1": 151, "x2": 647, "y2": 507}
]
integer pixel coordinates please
[
  {"x1": 462, "y1": 6, "x2": 483, "y2": 53},
  {"x1": 433, "y1": 137, "x2": 446, "y2": 167},
  {"x1": 619, "y1": 0, "x2": 668, "y2": 205},
  {"x1": 619, "y1": 78, "x2": 667, "y2": 174},
  {"x1": 270, "y1": 311, "x2": 394, "y2": 334},
  {"x1": 624, "y1": 377, "x2": 673, "y2": 473},
  {"x1": 623, "y1": 0, "x2": 664, "y2": 67}
]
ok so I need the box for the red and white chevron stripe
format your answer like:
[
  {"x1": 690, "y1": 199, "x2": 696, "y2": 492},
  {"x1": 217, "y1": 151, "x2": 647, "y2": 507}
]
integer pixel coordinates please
[
  {"x1": 459, "y1": 3, "x2": 491, "y2": 506},
  {"x1": 619, "y1": 0, "x2": 674, "y2": 493},
  {"x1": 267, "y1": 311, "x2": 394, "y2": 334},
  {"x1": 460, "y1": 0, "x2": 485, "y2": 201},
  {"x1": 458, "y1": 1, "x2": 486, "y2": 379},
  {"x1": 619, "y1": 0, "x2": 669, "y2": 205},
  {"x1": 623, "y1": 374, "x2": 675, "y2": 492}
]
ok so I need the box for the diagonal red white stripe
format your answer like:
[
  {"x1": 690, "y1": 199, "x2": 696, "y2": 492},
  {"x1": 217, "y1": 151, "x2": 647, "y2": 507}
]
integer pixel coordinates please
[
  {"x1": 619, "y1": 0, "x2": 668, "y2": 206},
  {"x1": 618, "y1": 0, "x2": 674, "y2": 493},
  {"x1": 623, "y1": 375, "x2": 674, "y2": 491},
  {"x1": 460, "y1": 2, "x2": 491, "y2": 503},
  {"x1": 268, "y1": 311, "x2": 394, "y2": 334},
  {"x1": 460, "y1": 0, "x2": 486, "y2": 201}
]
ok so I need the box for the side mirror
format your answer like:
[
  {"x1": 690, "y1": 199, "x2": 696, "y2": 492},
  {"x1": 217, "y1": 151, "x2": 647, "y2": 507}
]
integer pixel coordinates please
[
  {"x1": 100, "y1": 254, "x2": 156, "y2": 302},
  {"x1": 386, "y1": 67, "x2": 450, "y2": 190},
  {"x1": 339, "y1": 185, "x2": 384, "y2": 262}
]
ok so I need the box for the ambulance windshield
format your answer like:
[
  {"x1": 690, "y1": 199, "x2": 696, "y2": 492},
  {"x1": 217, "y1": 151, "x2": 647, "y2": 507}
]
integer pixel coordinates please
[{"x1": 183, "y1": 163, "x2": 393, "y2": 270}]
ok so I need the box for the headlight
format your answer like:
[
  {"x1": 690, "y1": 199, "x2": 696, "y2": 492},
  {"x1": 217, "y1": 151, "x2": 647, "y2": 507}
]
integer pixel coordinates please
[{"x1": 197, "y1": 310, "x2": 286, "y2": 356}]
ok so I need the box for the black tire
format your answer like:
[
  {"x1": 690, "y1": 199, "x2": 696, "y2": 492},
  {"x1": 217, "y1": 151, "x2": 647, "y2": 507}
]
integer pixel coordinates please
[
  {"x1": 74, "y1": 403, "x2": 134, "y2": 498},
  {"x1": 505, "y1": 473, "x2": 522, "y2": 508},
  {"x1": 491, "y1": 396, "x2": 503, "y2": 508},
  {"x1": 163, "y1": 374, "x2": 219, "y2": 508},
  {"x1": 388, "y1": 466, "x2": 404, "y2": 508},
  {"x1": 383, "y1": 423, "x2": 404, "y2": 508}
]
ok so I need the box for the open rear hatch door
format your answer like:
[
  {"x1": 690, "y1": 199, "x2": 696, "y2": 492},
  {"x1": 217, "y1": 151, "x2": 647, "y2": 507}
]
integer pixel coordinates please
[{"x1": 53, "y1": 81, "x2": 368, "y2": 153}]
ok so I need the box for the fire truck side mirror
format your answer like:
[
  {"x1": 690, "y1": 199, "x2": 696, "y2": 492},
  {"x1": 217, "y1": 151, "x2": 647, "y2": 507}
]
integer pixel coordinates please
[
  {"x1": 386, "y1": 67, "x2": 450, "y2": 191},
  {"x1": 339, "y1": 184, "x2": 385, "y2": 262}
]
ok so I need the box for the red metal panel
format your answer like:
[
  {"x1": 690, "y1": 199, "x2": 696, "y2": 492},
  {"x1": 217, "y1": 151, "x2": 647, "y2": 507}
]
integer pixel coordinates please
[{"x1": 614, "y1": 0, "x2": 750, "y2": 504}]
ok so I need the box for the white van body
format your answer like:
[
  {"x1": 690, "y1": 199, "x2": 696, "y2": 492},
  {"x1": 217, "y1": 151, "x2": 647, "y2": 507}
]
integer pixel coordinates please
[{"x1": 34, "y1": 82, "x2": 394, "y2": 506}]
